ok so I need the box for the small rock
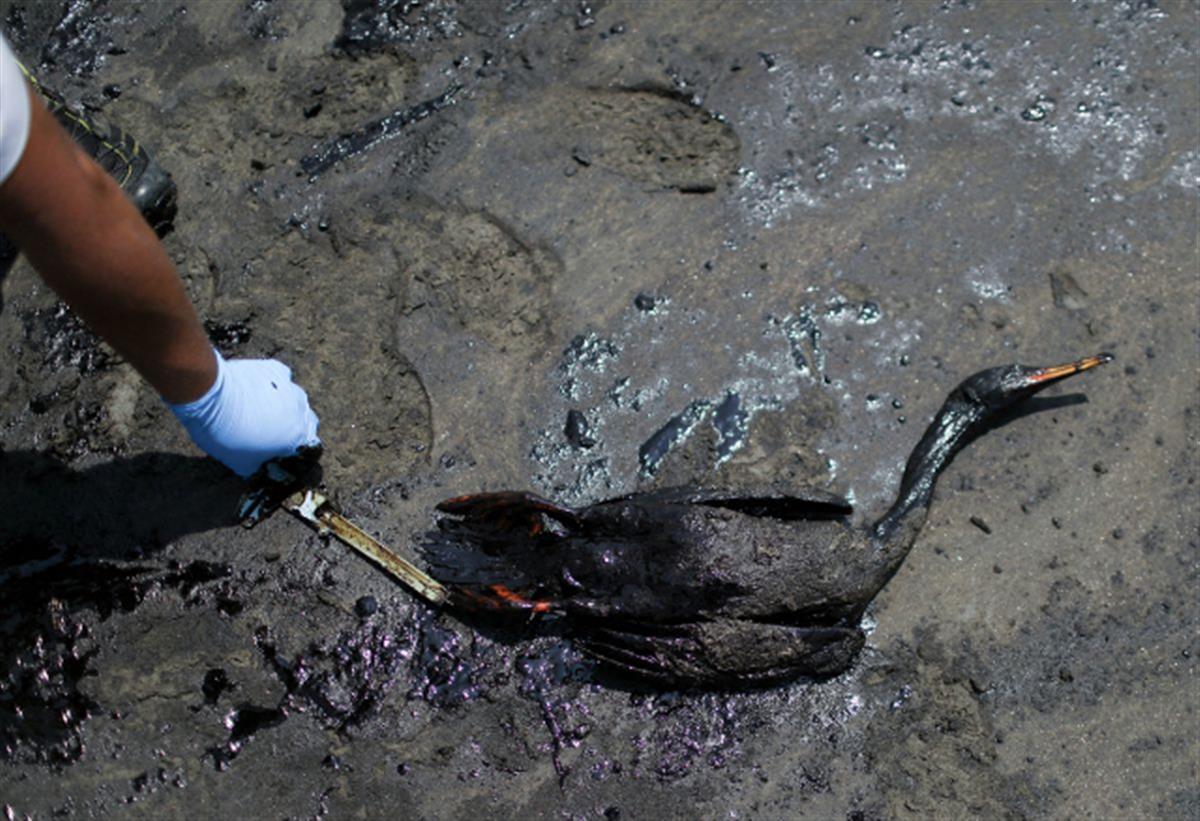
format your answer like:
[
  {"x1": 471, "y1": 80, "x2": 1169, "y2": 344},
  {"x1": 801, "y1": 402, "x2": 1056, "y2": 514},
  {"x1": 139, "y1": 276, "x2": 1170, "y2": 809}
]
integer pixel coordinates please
[
  {"x1": 355, "y1": 596, "x2": 378, "y2": 618},
  {"x1": 634, "y1": 293, "x2": 657, "y2": 311},
  {"x1": 564, "y1": 409, "x2": 597, "y2": 449},
  {"x1": 202, "y1": 668, "x2": 232, "y2": 705},
  {"x1": 970, "y1": 516, "x2": 992, "y2": 534},
  {"x1": 1021, "y1": 94, "x2": 1056, "y2": 122}
]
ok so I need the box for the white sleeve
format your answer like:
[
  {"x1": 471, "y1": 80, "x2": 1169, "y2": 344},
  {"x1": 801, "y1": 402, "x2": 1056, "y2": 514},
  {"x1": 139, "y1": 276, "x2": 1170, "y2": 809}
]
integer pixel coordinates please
[{"x1": 0, "y1": 34, "x2": 32, "y2": 186}]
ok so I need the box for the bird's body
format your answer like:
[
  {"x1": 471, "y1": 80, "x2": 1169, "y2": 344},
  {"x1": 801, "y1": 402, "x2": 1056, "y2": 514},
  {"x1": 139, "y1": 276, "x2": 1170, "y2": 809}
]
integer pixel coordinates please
[{"x1": 426, "y1": 354, "x2": 1111, "y2": 687}]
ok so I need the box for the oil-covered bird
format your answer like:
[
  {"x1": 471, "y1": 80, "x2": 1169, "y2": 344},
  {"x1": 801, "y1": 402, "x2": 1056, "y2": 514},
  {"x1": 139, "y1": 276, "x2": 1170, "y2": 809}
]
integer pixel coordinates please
[{"x1": 425, "y1": 354, "x2": 1111, "y2": 688}]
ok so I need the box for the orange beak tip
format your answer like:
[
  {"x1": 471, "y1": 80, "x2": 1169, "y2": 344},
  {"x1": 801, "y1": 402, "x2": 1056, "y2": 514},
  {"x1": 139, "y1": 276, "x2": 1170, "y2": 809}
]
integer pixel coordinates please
[
  {"x1": 1030, "y1": 352, "x2": 1114, "y2": 384},
  {"x1": 1076, "y1": 352, "x2": 1115, "y2": 372}
]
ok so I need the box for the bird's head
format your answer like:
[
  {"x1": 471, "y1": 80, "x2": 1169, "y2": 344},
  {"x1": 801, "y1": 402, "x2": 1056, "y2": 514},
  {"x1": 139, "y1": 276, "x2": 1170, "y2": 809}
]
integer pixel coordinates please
[{"x1": 955, "y1": 353, "x2": 1113, "y2": 413}]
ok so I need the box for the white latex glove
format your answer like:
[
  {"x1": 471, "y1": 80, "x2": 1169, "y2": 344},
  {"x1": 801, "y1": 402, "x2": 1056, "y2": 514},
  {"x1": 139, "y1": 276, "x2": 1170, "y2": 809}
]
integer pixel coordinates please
[{"x1": 168, "y1": 350, "x2": 320, "y2": 477}]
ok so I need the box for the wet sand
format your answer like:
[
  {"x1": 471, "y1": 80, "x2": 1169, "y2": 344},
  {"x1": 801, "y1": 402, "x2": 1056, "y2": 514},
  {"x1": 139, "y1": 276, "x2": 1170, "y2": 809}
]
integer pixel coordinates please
[{"x1": 0, "y1": 1, "x2": 1196, "y2": 818}]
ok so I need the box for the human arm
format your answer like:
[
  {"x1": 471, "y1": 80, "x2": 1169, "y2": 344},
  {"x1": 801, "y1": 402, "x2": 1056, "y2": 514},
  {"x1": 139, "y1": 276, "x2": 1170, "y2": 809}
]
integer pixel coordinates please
[
  {"x1": 0, "y1": 79, "x2": 319, "y2": 476},
  {"x1": 0, "y1": 80, "x2": 216, "y2": 402}
]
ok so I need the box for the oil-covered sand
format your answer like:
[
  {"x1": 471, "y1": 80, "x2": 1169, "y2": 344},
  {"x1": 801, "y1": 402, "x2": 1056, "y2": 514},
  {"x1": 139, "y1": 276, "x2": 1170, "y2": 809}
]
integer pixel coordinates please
[{"x1": 0, "y1": 1, "x2": 1196, "y2": 818}]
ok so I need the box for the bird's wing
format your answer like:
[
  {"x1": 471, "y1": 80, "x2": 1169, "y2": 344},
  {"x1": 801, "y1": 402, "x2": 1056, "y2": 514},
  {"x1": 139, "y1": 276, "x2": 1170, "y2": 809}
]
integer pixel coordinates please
[
  {"x1": 605, "y1": 484, "x2": 852, "y2": 519},
  {"x1": 579, "y1": 618, "x2": 865, "y2": 687},
  {"x1": 424, "y1": 491, "x2": 583, "y2": 613},
  {"x1": 435, "y1": 490, "x2": 583, "y2": 531}
]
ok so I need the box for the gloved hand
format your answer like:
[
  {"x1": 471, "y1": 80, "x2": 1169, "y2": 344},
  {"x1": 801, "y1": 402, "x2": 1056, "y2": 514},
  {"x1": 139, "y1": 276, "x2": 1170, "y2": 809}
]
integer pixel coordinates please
[{"x1": 168, "y1": 350, "x2": 320, "y2": 478}]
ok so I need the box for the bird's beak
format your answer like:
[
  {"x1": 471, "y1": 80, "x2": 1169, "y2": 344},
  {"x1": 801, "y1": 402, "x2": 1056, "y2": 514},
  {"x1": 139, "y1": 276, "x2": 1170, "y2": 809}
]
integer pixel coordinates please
[{"x1": 1026, "y1": 353, "x2": 1114, "y2": 386}]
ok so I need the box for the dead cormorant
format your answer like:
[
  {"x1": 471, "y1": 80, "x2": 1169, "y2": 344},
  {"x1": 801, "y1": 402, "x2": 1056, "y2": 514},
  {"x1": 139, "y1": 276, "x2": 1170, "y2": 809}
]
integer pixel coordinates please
[{"x1": 425, "y1": 354, "x2": 1111, "y2": 687}]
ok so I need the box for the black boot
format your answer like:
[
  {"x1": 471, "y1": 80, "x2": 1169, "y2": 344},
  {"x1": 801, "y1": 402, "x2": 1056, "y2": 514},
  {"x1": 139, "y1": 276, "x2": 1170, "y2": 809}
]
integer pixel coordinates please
[
  {"x1": 20, "y1": 63, "x2": 177, "y2": 237},
  {"x1": 1, "y1": 62, "x2": 179, "y2": 301}
]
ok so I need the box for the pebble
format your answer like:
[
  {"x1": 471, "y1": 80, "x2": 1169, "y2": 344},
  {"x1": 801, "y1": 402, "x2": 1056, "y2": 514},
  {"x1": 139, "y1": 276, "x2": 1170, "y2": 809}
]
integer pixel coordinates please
[
  {"x1": 565, "y1": 409, "x2": 597, "y2": 449},
  {"x1": 355, "y1": 596, "x2": 379, "y2": 618}
]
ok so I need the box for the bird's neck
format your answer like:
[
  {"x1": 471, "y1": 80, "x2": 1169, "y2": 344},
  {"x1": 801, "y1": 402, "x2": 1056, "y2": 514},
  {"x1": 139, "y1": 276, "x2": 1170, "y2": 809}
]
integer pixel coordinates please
[{"x1": 872, "y1": 395, "x2": 987, "y2": 552}]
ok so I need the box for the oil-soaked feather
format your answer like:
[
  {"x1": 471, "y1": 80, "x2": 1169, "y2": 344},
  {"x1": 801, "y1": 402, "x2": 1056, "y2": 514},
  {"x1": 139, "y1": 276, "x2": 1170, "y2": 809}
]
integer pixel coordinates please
[
  {"x1": 435, "y1": 491, "x2": 582, "y2": 530},
  {"x1": 420, "y1": 518, "x2": 545, "y2": 587},
  {"x1": 602, "y1": 484, "x2": 851, "y2": 520}
]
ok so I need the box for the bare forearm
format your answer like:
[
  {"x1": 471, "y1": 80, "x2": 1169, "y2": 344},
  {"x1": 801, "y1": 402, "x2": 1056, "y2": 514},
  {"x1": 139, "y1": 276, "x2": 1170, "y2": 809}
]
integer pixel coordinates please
[
  {"x1": 0, "y1": 85, "x2": 214, "y2": 402},
  {"x1": 11, "y1": 153, "x2": 216, "y2": 402},
  {"x1": 0, "y1": 76, "x2": 320, "y2": 478}
]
